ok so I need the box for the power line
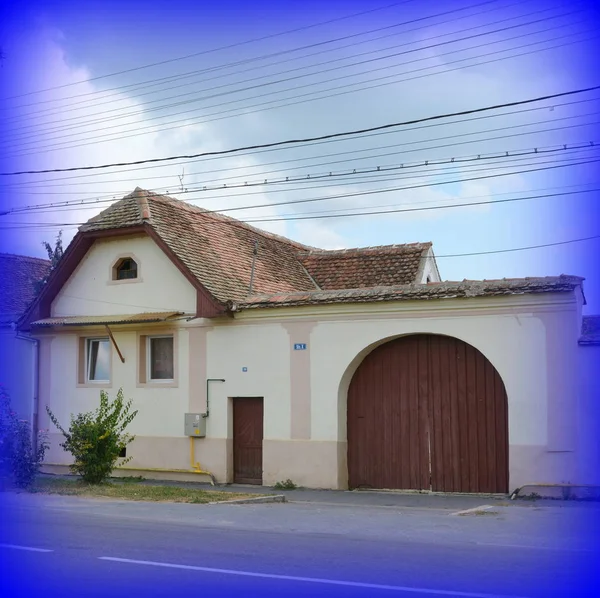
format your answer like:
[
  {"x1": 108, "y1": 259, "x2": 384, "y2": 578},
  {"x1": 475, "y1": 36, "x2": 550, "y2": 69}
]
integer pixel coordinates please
[
  {"x1": 3, "y1": 134, "x2": 597, "y2": 217},
  {"x1": 10, "y1": 149, "x2": 600, "y2": 218},
  {"x1": 4, "y1": 0, "x2": 522, "y2": 124},
  {"x1": 1, "y1": 0, "x2": 414, "y2": 102},
  {"x1": 4, "y1": 84, "x2": 599, "y2": 177},
  {"x1": 8, "y1": 8, "x2": 579, "y2": 142},
  {"x1": 5, "y1": 95, "x2": 598, "y2": 188},
  {"x1": 1, "y1": 187, "x2": 597, "y2": 232},
  {"x1": 7, "y1": 24, "x2": 591, "y2": 156},
  {"x1": 212, "y1": 157, "x2": 600, "y2": 214},
  {"x1": 433, "y1": 235, "x2": 600, "y2": 258}
]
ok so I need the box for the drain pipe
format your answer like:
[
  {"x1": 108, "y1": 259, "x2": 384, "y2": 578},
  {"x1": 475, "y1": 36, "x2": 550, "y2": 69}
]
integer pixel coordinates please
[{"x1": 13, "y1": 326, "x2": 39, "y2": 452}]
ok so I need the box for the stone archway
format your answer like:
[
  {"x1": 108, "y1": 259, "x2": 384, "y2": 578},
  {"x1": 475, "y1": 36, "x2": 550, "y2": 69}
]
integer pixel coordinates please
[{"x1": 347, "y1": 334, "x2": 509, "y2": 493}]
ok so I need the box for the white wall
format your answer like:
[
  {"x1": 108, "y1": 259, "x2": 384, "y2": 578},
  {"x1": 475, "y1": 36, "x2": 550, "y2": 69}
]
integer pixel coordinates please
[
  {"x1": 578, "y1": 345, "x2": 600, "y2": 484},
  {"x1": 0, "y1": 328, "x2": 35, "y2": 422},
  {"x1": 52, "y1": 235, "x2": 196, "y2": 316}
]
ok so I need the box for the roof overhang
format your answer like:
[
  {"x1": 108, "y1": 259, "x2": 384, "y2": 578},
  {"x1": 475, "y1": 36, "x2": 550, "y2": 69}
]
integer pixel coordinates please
[{"x1": 30, "y1": 311, "x2": 188, "y2": 328}]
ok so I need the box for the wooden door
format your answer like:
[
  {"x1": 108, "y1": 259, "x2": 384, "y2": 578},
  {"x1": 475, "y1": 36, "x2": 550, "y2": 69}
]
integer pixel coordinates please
[
  {"x1": 347, "y1": 335, "x2": 508, "y2": 493},
  {"x1": 233, "y1": 397, "x2": 264, "y2": 485}
]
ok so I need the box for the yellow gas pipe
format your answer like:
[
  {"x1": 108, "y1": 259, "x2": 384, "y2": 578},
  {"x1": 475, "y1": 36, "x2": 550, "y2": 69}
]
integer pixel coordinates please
[{"x1": 189, "y1": 436, "x2": 216, "y2": 486}]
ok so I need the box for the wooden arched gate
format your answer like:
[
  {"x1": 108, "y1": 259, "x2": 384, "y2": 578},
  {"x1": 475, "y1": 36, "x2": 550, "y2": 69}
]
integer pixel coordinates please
[{"x1": 347, "y1": 334, "x2": 509, "y2": 493}]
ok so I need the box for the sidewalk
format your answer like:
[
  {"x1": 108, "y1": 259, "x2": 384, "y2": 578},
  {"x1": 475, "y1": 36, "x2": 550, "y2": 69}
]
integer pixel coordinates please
[{"x1": 38, "y1": 473, "x2": 599, "y2": 512}]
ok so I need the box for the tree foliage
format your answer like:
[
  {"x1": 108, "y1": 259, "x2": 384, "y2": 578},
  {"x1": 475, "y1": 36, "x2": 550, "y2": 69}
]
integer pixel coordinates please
[
  {"x1": 34, "y1": 230, "x2": 64, "y2": 296},
  {"x1": 0, "y1": 386, "x2": 49, "y2": 488},
  {"x1": 46, "y1": 388, "x2": 138, "y2": 484}
]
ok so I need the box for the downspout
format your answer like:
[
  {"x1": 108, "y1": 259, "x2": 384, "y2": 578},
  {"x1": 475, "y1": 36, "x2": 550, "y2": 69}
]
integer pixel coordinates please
[{"x1": 13, "y1": 327, "x2": 39, "y2": 453}]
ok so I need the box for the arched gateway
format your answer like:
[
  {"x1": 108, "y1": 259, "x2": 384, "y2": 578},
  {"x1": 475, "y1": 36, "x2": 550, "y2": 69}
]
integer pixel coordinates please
[{"x1": 347, "y1": 334, "x2": 509, "y2": 493}]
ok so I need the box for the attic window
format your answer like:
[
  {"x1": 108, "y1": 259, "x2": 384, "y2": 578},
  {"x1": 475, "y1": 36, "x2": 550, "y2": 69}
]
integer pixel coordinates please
[{"x1": 113, "y1": 258, "x2": 138, "y2": 280}]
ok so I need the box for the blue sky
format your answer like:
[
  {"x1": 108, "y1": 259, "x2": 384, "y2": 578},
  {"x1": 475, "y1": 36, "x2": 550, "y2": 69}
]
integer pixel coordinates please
[{"x1": 1, "y1": 0, "x2": 599, "y2": 309}]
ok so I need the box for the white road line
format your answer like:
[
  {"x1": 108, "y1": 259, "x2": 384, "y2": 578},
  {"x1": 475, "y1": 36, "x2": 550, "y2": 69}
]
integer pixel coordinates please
[
  {"x1": 98, "y1": 556, "x2": 531, "y2": 598},
  {"x1": 0, "y1": 544, "x2": 53, "y2": 553}
]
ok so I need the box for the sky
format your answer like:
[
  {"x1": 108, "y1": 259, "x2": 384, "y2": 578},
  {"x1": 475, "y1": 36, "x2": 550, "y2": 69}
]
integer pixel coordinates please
[{"x1": 0, "y1": 0, "x2": 599, "y2": 309}]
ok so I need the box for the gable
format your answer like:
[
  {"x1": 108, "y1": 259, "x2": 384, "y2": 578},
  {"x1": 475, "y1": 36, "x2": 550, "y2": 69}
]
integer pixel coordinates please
[{"x1": 51, "y1": 234, "x2": 197, "y2": 317}]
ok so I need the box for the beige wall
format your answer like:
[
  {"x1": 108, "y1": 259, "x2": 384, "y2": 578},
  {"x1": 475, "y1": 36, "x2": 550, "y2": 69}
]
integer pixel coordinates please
[{"x1": 52, "y1": 235, "x2": 196, "y2": 316}]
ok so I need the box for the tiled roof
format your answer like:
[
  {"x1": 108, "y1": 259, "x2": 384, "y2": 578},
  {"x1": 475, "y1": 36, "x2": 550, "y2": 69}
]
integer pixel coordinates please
[
  {"x1": 298, "y1": 244, "x2": 431, "y2": 289},
  {"x1": 580, "y1": 315, "x2": 600, "y2": 345},
  {"x1": 0, "y1": 253, "x2": 51, "y2": 320},
  {"x1": 67, "y1": 188, "x2": 584, "y2": 312},
  {"x1": 31, "y1": 312, "x2": 187, "y2": 327},
  {"x1": 78, "y1": 188, "x2": 434, "y2": 303},
  {"x1": 232, "y1": 276, "x2": 584, "y2": 310}
]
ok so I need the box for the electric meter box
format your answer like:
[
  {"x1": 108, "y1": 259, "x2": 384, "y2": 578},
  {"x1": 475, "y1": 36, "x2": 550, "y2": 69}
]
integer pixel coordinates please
[{"x1": 184, "y1": 413, "x2": 206, "y2": 437}]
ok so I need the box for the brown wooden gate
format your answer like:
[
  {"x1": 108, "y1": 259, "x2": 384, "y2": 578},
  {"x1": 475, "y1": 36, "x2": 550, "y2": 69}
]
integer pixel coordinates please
[
  {"x1": 347, "y1": 335, "x2": 508, "y2": 493},
  {"x1": 233, "y1": 397, "x2": 264, "y2": 485}
]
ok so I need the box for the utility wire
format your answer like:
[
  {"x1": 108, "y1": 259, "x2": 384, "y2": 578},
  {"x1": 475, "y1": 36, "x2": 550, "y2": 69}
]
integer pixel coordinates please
[
  {"x1": 3, "y1": 85, "x2": 599, "y2": 176},
  {"x1": 0, "y1": 0, "x2": 415, "y2": 101},
  {"x1": 4, "y1": 0, "x2": 523, "y2": 124},
  {"x1": 7, "y1": 23, "x2": 590, "y2": 155},
  {"x1": 7, "y1": 7, "x2": 579, "y2": 141},
  {"x1": 3, "y1": 135, "x2": 597, "y2": 215},
  {"x1": 5, "y1": 95, "x2": 598, "y2": 188}
]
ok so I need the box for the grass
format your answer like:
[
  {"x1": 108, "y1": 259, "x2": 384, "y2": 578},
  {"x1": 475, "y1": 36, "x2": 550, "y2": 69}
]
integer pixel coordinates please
[{"x1": 25, "y1": 477, "x2": 257, "y2": 504}]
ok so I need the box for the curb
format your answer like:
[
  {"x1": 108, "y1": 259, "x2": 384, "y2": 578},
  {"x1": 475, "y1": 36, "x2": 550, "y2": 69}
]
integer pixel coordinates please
[
  {"x1": 450, "y1": 504, "x2": 498, "y2": 516},
  {"x1": 209, "y1": 494, "x2": 287, "y2": 505}
]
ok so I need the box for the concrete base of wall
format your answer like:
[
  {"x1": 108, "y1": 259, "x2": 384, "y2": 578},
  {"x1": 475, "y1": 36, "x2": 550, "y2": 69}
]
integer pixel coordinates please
[{"x1": 42, "y1": 434, "x2": 591, "y2": 492}]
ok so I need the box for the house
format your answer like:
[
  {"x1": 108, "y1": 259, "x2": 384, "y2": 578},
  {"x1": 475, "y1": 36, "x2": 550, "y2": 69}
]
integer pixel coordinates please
[
  {"x1": 16, "y1": 188, "x2": 597, "y2": 493},
  {"x1": 0, "y1": 253, "x2": 51, "y2": 424}
]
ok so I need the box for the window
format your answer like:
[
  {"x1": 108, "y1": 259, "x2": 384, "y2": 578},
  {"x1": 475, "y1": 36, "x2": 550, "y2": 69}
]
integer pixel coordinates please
[
  {"x1": 114, "y1": 257, "x2": 138, "y2": 280},
  {"x1": 148, "y1": 336, "x2": 174, "y2": 381},
  {"x1": 87, "y1": 338, "x2": 110, "y2": 382}
]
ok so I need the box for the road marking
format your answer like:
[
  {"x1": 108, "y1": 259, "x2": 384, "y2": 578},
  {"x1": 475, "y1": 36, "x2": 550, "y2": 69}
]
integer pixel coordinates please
[
  {"x1": 0, "y1": 544, "x2": 53, "y2": 553},
  {"x1": 99, "y1": 557, "x2": 531, "y2": 598}
]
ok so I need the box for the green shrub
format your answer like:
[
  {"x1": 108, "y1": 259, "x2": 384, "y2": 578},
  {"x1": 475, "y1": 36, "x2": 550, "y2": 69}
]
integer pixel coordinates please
[
  {"x1": 46, "y1": 388, "x2": 138, "y2": 484},
  {"x1": 0, "y1": 386, "x2": 49, "y2": 488}
]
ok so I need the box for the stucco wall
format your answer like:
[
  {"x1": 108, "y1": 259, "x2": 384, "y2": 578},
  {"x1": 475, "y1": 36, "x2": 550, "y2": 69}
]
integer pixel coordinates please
[
  {"x1": 578, "y1": 344, "x2": 600, "y2": 485},
  {"x1": 36, "y1": 234, "x2": 586, "y2": 492},
  {"x1": 0, "y1": 329, "x2": 36, "y2": 422},
  {"x1": 51, "y1": 235, "x2": 196, "y2": 317}
]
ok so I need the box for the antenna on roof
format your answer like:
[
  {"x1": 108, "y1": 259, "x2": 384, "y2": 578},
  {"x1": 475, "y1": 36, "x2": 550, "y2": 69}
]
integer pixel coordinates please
[
  {"x1": 248, "y1": 240, "x2": 259, "y2": 296},
  {"x1": 178, "y1": 169, "x2": 185, "y2": 193}
]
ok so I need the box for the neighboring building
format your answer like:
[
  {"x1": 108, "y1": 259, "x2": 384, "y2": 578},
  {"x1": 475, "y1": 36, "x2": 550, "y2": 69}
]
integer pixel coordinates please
[
  {"x1": 17, "y1": 188, "x2": 596, "y2": 493},
  {"x1": 0, "y1": 253, "x2": 50, "y2": 423},
  {"x1": 578, "y1": 316, "x2": 600, "y2": 485}
]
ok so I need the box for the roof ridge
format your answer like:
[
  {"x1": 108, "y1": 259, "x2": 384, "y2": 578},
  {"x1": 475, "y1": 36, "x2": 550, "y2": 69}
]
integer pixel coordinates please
[{"x1": 298, "y1": 242, "x2": 433, "y2": 256}]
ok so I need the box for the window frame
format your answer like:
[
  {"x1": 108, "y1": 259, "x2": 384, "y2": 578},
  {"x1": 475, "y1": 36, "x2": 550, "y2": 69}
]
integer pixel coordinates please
[
  {"x1": 114, "y1": 258, "x2": 138, "y2": 280},
  {"x1": 146, "y1": 334, "x2": 175, "y2": 383},
  {"x1": 109, "y1": 254, "x2": 142, "y2": 285},
  {"x1": 85, "y1": 337, "x2": 111, "y2": 384}
]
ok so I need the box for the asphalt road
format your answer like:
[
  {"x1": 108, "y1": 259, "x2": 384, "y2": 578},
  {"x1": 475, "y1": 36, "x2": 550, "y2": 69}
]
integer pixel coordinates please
[{"x1": 0, "y1": 493, "x2": 597, "y2": 598}]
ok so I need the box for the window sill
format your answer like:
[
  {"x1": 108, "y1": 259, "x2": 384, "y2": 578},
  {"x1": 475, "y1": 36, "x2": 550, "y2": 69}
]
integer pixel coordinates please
[
  {"x1": 107, "y1": 277, "x2": 144, "y2": 286},
  {"x1": 137, "y1": 381, "x2": 179, "y2": 389},
  {"x1": 77, "y1": 381, "x2": 113, "y2": 389}
]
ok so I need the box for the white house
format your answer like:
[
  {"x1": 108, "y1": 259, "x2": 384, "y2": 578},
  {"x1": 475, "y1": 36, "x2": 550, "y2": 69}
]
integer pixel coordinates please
[{"x1": 16, "y1": 188, "x2": 597, "y2": 493}]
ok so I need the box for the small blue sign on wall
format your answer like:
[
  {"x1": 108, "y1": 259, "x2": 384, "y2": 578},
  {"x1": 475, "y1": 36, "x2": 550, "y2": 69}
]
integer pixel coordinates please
[
  {"x1": 242, "y1": 367, "x2": 248, "y2": 372},
  {"x1": 294, "y1": 343, "x2": 307, "y2": 351}
]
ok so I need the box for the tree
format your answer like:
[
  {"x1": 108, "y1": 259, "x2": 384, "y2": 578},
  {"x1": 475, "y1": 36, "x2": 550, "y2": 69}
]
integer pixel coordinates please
[
  {"x1": 46, "y1": 388, "x2": 138, "y2": 484},
  {"x1": 34, "y1": 230, "x2": 64, "y2": 295},
  {"x1": 0, "y1": 386, "x2": 49, "y2": 488}
]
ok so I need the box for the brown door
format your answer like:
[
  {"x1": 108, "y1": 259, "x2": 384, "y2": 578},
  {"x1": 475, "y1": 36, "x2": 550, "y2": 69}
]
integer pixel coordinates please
[
  {"x1": 347, "y1": 335, "x2": 508, "y2": 494},
  {"x1": 233, "y1": 397, "x2": 264, "y2": 485}
]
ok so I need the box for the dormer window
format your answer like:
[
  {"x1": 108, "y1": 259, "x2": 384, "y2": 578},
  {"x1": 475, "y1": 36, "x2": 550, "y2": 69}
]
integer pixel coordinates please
[{"x1": 113, "y1": 257, "x2": 138, "y2": 280}]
